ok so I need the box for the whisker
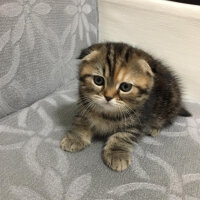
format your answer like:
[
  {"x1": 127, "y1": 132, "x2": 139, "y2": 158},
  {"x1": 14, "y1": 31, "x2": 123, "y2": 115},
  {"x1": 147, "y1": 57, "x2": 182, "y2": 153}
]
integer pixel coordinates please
[
  {"x1": 125, "y1": 104, "x2": 142, "y2": 126},
  {"x1": 117, "y1": 105, "x2": 127, "y2": 128},
  {"x1": 78, "y1": 98, "x2": 93, "y2": 117}
]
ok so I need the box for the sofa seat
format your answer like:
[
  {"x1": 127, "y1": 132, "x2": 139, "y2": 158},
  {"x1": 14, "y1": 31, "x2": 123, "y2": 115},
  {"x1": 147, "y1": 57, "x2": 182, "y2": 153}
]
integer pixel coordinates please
[{"x1": 0, "y1": 88, "x2": 200, "y2": 200}]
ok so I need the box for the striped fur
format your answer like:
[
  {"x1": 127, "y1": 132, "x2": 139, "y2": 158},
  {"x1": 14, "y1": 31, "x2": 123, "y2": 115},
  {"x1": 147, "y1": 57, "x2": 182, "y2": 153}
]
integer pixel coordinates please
[{"x1": 60, "y1": 42, "x2": 191, "y2": 171}]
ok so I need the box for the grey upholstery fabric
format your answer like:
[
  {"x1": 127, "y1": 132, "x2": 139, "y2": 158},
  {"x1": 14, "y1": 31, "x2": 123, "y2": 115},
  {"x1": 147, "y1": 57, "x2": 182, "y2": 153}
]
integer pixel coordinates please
[
  {"x1": 0, "y1": 90, "x2": 200, "y2": 200},
  {"x1": 0, "y1": 0, "x2": 98, "y2": 118}
]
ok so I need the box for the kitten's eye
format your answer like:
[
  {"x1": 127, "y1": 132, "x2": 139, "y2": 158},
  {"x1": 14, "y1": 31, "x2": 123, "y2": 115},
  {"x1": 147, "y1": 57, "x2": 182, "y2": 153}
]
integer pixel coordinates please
[
  {"x1": 93, "y1": 76, "x2": 104, "y2": 86},
  {"x1": 119, "y1": 82, "x2": 132, "y2": 92}
]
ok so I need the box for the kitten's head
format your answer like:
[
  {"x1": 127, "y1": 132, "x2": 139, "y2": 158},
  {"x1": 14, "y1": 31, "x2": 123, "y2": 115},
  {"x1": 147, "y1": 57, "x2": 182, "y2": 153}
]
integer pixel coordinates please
[{"x1": 78, "y1": 43, "x2": 154, "y2": 115}]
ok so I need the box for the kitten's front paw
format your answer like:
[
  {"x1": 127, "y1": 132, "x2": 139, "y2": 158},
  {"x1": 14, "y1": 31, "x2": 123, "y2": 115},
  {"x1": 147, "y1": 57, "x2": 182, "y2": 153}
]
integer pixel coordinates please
[
  {"x1": 60, "y1": 134, "x2": 90, "y2": 152},
  {"x1": 103, "y1": 150, "x2": 131, "y2": 172}
]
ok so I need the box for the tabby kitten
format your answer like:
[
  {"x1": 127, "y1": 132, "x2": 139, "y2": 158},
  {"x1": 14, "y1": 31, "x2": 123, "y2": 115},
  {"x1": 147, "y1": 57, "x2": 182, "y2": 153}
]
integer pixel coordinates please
[{"x1": 60, "y1": 42, "x2": 191, "y2": 171}]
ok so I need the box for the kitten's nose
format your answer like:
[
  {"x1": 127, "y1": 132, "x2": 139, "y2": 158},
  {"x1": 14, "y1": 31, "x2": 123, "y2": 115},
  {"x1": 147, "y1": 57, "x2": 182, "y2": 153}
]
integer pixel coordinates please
[{"x1": 105, "y1": 96, "x2": 113, "y2": 102}]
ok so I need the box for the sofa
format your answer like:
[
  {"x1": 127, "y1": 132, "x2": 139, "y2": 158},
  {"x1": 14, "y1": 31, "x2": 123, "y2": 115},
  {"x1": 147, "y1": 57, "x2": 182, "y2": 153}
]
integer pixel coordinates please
[{"x1": 0, "y1": 0, "x2": 200, "y2": 199}]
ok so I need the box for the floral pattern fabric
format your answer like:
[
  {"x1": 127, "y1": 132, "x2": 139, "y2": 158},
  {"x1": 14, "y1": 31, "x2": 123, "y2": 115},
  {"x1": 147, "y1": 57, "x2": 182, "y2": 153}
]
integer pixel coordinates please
[{"x1": 0, "y1": 0, "x2": 98, "y2": 119}]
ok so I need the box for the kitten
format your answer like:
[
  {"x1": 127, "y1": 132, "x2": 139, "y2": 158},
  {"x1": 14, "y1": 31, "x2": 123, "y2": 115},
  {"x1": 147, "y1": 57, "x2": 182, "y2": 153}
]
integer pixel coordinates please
[{"x1": 60, "y1": 42, "x2": 191, "y2": 171}]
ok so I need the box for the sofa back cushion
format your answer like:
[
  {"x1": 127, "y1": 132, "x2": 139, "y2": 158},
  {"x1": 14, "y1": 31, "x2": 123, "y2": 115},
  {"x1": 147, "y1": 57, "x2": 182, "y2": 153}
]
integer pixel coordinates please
[{"x1": 0, "y1": 0, "x2": 98, "y2": 118}]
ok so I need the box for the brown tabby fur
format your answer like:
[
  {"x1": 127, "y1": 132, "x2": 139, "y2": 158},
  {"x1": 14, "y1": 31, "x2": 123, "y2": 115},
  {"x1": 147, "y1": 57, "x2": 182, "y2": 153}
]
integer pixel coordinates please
[{"x1": 60, "y1": 42, "x2": 191, "y2": 171}]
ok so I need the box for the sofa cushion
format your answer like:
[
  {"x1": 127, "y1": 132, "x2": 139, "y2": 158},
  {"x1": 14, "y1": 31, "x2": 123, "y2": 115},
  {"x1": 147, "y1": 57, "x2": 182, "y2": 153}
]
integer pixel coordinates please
[
  {"x1": 0, "y1": 89, "x2": 200, "y2": 199},
  {"x1": 0, "y1": 0, "x2": 98, "y2": 119}
]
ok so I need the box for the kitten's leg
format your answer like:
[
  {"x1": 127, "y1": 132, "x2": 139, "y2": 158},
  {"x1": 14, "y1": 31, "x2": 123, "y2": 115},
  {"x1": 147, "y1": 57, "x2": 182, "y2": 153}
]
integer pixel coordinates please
[
  {"x1": 103, "y1": 132, "x2": 137, "y2": 171},
  {"x1": 60, "y1": 117, "x2": 93, "y2": 152}
]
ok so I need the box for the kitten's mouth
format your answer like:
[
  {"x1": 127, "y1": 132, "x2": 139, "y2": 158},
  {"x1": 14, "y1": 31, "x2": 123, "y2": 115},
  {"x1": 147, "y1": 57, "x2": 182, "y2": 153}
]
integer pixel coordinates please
[
  {"x1": 103, "y1": 102, "x2": 113, "y2": 106},
  {"x1": 92, "y1": 97, "x2": 117, "y2": 111},
  {"x1": 100, "y1": 102, "x2": 115, "y2": 110}
]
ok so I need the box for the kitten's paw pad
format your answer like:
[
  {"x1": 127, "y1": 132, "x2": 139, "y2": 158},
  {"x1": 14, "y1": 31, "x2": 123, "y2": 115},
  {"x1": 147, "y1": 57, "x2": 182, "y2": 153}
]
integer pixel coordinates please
[
  {"x1": 103, "y1": 151, "x2": 131, "y2": 172},
  {"x1": 60, "y1": 134, "x2": 89, "y2": 152},
  {"x1": 151, "y1": 128, "x2": 160, "y2": 137}
]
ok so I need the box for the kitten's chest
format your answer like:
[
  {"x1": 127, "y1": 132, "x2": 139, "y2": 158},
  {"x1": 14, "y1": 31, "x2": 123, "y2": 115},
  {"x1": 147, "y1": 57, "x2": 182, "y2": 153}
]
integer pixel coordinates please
[
  {"x1": 89, "y1": 117, "x2": 116, "y2": 135},
  {"x1": 87, "y1": 113, "x2": 134, "y2": 135}
]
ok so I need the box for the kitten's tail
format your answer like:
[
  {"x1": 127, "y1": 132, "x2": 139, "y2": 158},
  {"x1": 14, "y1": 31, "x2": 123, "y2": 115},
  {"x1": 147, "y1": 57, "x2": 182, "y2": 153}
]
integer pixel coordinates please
[{"x1": 178, "y1": 107, "x2": 192, "y2": 117}]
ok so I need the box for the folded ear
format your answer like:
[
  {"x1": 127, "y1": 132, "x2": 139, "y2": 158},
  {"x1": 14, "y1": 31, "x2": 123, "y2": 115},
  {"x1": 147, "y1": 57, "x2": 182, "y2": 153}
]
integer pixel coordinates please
[
  {"x1": 78, "y1": 44, "x2": 100, "y2": 61},
  {"x1": 138, "y1": 59, "x2": 154, "y2": 77}
]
